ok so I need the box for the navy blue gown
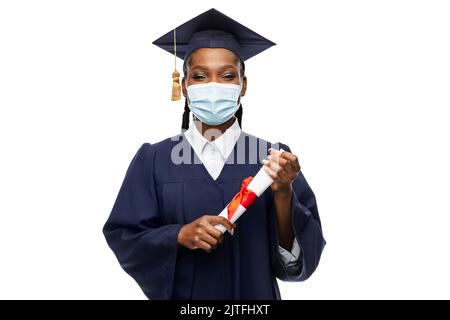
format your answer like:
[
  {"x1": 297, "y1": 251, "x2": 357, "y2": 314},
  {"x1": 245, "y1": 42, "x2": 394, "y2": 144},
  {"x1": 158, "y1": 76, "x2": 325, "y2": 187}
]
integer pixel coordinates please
[{"x1": 103, "y1": 132, "x2": 325, "y2": 299}]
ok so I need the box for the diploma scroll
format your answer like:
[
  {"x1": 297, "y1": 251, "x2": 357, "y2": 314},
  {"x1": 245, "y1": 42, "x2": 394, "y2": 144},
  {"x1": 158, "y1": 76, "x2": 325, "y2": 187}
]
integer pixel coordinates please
[{"x1": 215, "y1": 149, "x2": 284, "y2": 233}]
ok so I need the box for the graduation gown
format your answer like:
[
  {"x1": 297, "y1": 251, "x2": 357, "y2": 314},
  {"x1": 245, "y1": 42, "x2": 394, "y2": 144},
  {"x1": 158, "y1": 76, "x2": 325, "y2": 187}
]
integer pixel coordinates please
[{"x1": 103, "y1": 132, "x2": 325, "y2": 299}]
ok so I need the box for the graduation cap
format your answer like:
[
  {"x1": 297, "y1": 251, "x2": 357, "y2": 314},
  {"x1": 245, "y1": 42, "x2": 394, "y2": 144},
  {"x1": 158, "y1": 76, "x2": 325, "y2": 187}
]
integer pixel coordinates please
[{"x1": 152, "y1": 8, "x2": 276, "y2": 101}]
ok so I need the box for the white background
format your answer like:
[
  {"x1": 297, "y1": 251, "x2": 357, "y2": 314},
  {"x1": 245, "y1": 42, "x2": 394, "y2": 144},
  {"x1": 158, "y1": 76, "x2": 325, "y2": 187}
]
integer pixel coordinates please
[{"x1": 1, "y1": 0, "x2": 449, "y2": 299}]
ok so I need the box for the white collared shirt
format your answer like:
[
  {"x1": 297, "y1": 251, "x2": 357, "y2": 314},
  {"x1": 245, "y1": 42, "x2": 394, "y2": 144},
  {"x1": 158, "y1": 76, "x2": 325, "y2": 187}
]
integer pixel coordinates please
[{"x1": 183, "y1": 117, "x2": 301, "y2": 272}]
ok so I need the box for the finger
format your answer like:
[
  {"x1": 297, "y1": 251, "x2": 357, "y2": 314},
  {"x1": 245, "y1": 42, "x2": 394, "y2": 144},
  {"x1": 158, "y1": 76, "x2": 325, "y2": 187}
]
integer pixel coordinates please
[
  {"x1": 280, "y1": 152, "x2": 301, "y2": 171},
  {"x1": 206, "y1": 216, "x2": 234, "y2": 233},
  {"x1": 263, "y1": 165, "x2": 279, "y2": 181},
  {"x1": 287, "y1": 170, "x2": 298, "y2": 181},
  {"x1": 263, "y1": 158, "x2": 281, "y2": 174},
  {"x1": 275, "y1": 155, "x2": 299, "y2": 174},
  {"x1": 268, "y1": 159, "x2": 283, "y2": 173},
  {"x1": 204, "y1": 223, "x2": 223, "y2": 240},
  {"x1": 269, "y1": 153, "x2": 294, "y2": 173},
  {"x1": 267, "y1": 152, "x2": 280, "y2": 164},
  {"x1": 200, "y1": 233, "x2": 219, "y2": 247},
  {"x1": 267, "y1": 154, "x2": 291, "y2": 169},
  {"x1": 199, "y1": 217, "x2": 224, "y2": 238},
  {"x1": 196, "y1": 240, "x2": 213, "y2": 252},
  {"x1": 268, "y1": 157, "x2": 295, "y2": 178},
  {"x1": 269, "y1": 158, "x2": 299, "y2": 180},
  {"x1": 265, "y1": 160, "x2": 293, "y2": 185},
  {"x1": 268, "y1": 147, "x2": 281, "y2": 155},
  {"x1": 276, "y1": 168, "x2": 291, "y2": 183},
  {"x1": 279, "y1": 151, "x2": 297, "y2": 162},
  {"x1": 276, "y1": 157, "x2": 295, "y2": 172},
  {"x1": 285, "y1": 160, "x2": 299, "y2": 174},
  {"x1": 287, "y1": 159, "x2": 301, "y2": 173}
]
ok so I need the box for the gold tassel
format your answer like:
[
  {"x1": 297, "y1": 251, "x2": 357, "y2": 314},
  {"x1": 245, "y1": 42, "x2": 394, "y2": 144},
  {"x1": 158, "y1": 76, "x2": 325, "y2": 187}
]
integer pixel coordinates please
[
  {"x1": 171, "y1": 69, "x2": 181, "y2": 101},
  {"x1": 171, "y1": 28, "x2": 181, "y2": 101}
]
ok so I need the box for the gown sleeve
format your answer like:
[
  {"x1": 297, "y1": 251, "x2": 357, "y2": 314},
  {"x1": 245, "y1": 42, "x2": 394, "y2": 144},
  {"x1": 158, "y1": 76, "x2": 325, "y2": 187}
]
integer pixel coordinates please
[
  {"x1": 269, "y1": 143, "x2": 326, "y2": 282},
  {"x1": 103, "y1": 143, "x2": 183, "y2": 299}
]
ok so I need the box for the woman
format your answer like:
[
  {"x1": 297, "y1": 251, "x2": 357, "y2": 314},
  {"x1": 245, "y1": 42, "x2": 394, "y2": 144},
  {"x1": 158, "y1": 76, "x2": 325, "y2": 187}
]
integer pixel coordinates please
[{"x1": 103, "y1": 8, "x2": 325, "y2": 300}]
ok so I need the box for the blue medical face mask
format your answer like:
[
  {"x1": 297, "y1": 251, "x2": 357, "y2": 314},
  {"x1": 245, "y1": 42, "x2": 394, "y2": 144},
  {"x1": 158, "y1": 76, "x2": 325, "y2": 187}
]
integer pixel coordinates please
[{"x1": 186, "y1": 81, "x2": 242, "y2": 125}]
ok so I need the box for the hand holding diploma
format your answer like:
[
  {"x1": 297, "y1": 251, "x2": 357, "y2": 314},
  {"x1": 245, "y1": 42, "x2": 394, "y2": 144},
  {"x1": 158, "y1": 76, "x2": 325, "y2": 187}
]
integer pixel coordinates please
[
  {"x1": 177, "y1": 215, "x2": 234, "y2": 252},
  {"x1": 262, "y1": 147, "x2": 301, "y2": 193},
  {"x1": 215, "y1": 149, "x2": 285, "y2": 233},
  {"x1": 262, "y1": 147, "x2": 302, "y2": 250}
]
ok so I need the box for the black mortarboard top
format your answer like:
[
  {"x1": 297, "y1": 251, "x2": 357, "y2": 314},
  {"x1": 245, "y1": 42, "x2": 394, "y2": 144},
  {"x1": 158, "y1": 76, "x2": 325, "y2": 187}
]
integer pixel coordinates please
[{"x1": 152, "y1": 8, "x2": 276, "y2": 101}]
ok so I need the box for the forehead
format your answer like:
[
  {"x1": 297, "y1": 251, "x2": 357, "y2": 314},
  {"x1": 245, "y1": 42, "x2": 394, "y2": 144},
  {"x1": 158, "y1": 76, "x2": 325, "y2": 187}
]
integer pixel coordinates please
[{"x1": 188, "y1": 48, "x2": 239, "y2": 67}]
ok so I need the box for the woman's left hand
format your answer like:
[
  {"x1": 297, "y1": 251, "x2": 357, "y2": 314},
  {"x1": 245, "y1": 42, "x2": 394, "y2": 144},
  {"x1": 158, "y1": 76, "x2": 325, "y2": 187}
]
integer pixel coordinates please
[{"x1": 262, "y1": 148, "x2": 301, "y2": 194}]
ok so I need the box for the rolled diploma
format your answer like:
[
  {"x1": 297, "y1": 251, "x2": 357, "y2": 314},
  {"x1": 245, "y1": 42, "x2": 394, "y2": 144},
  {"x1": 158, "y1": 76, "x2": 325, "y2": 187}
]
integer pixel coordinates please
[{"x1": 215, "y1": 149, "x2": 284, "y2": 233}]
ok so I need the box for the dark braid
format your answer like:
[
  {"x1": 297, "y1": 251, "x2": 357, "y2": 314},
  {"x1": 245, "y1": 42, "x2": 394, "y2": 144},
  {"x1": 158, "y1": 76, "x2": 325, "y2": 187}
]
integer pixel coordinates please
[
  {"x1": 235, "y1": 104, "x2": 243, "y2": 127},
  {"x1": 181, "y1": 99, "x2": 190, "y2": 131}
]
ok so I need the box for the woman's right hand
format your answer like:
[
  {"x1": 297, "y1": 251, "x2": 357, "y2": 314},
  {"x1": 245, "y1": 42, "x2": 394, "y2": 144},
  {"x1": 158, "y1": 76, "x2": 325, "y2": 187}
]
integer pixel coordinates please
[{"x1": 177, "y1": 215, "x2": 235, "y2": 253}]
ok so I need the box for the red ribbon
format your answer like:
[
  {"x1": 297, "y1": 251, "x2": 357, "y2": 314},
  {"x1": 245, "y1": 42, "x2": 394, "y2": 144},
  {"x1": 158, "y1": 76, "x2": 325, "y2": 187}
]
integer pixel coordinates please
[{"x1": 227, "y1": 176, "x2": 258, "y2": 221}]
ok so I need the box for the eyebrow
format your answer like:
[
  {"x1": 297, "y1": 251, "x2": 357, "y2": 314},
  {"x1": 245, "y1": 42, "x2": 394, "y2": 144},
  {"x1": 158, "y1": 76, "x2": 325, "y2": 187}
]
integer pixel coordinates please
[
  {"x1": 190, "y1": 64, "x2": 239, "y2": 71},
  {"x1": 219, "y1": 64, "x2": 239, "y2": 70},
  {"x1": 190, "y1": 65, "x2": 209, "y2": 71}
]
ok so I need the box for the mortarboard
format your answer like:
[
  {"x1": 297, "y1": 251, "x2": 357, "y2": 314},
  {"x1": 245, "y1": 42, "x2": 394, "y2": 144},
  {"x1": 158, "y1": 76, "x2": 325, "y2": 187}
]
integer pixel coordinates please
[{"x1": 152, "y1": 8, "x2": 276, "y2": 101}]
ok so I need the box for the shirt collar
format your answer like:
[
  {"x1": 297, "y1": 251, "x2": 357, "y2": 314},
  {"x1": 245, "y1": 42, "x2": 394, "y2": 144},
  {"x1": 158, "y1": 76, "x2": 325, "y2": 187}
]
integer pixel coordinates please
[{"x1": 183, "y1": 117, "x2": 242, "y2": 160}]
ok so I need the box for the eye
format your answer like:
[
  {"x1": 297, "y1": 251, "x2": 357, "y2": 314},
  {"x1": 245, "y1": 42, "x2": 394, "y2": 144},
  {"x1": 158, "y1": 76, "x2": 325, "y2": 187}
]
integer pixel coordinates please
[
  {"x1": 222, "y1": 73, "x2": 237, "y2": 80},
  {"x1": 192, "y1": 73, "x2": 207, "y2": 80}
]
